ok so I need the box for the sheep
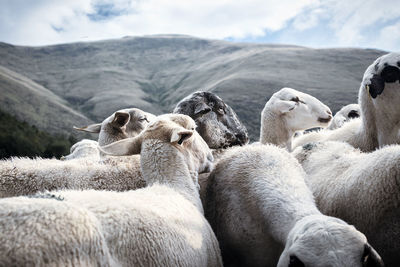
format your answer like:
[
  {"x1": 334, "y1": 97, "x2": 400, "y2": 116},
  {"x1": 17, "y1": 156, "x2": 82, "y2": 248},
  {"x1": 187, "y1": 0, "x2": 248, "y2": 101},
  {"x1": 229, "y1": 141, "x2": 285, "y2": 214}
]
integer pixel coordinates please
[
  {"x1": 199, "y1": 87, "x2": 331, "y2": 206},
  {"x1": 0, "y1": 114, "x2": 222, "y2": 267},
  {"x1": 204, "y1": 144, "x2": 383, "y2": 267},
  {"x1": 0, "y1": 112, "x2": 215, "y2": 198},
  {"x1": 0, "y1": 155, "x2": 145, "y2": 198},
  {"x1": 198, "y1": 87, "x2": 332, "y2": 207},
  {"x1": 74, "y1": 107, "x2": 156, "y2": 146},
  {"x1": 0, "y1": 195, "x2": 114, "y2": 266},
  {"x1": 292, "y1": 140, "x2": 400, "y2": 266},
  {"x1": 0, "y1": 98, "x2": 244, "y2": 198},
  {"x1": 292, "y1": 52, "x2": 400, "y2": 152},
  {"x1": 0, "y1": 108, "x2": 158, "y2": 197},
  {"x1": 173, "y1": 91, "x2": 249, "y2": 148},
  {"x1": 259, "y1": 87, "x2": 332, "y2": 150},
  {"x1": 328, "y1": 103, "x2": 360, "y2": 130},
  {"x1": 60, "y1": 139, "x2": 100, "y2": 160},
  {"x1": 61, "y1": 107, "x2": 156, "y2": 160}
]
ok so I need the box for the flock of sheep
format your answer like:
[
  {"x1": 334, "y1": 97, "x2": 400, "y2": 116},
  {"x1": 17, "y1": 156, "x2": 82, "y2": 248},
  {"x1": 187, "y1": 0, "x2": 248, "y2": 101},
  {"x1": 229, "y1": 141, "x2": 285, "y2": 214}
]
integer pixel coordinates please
[{"x1": 0, "y1": 52, "x2": 399, "y2": 267}]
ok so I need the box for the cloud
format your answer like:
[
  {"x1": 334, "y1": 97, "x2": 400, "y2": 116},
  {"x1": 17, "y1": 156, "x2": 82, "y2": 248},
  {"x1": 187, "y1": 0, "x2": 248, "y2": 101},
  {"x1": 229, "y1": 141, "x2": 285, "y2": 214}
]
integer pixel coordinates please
[{"x1": 0, "y1": 0, "x2": 399, "y2": 51}]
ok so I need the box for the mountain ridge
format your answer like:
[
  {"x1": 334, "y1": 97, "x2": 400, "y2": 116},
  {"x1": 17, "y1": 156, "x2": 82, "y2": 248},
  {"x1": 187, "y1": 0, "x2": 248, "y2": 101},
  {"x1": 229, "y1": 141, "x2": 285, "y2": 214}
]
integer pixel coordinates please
[{"x1": 0, "y1": 35, "x2": 386, "y2": 140}]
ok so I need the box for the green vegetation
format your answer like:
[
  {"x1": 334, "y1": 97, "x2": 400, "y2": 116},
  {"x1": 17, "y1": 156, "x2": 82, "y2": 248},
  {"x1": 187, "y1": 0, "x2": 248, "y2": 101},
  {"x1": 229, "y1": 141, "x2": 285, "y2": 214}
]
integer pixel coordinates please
[{"x1": 0, "y1": 109, "x2": 76, "y2": 159}]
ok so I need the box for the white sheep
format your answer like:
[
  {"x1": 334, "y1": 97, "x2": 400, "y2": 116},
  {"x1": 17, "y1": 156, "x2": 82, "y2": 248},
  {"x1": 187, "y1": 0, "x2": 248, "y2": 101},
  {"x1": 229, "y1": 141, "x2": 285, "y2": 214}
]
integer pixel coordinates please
[
  {"x1": 292, "y1": 140, "x2": 400, "y2": 265},
  {"x1": 60, "y1": 139, "x2": 100, "y2": 160},
  {"x1": 0, "y1": 155, "x2": 145, "y2": 198},
  {"x1": 199, "y1": 87, "x2": 332, "y2": 206},
  {"x1": 74, "y1": 107, "x2": 156, "y2": 146},
  {"x1": 328, "y1": 103, "x2": 360, "y2": 130},
  {"x1": 0, "y1": 195, "x2": 114, "y2": 266},
  {"x1": 64, "y1": 107, "x2": 156, "y2": 160},
  {"x1": 0, "y1": 114, "x2": 222, "y2": 266},
  {"x1": 204, "y1": 144, "x2": 383, "y2": 267},
  {"x1": 0, "y1": 112, "x2": 216, "y2": 198},
  {"x1": 259, "y1": 87, "x2": 332, "y2": 150},
  {"x1": 0, "y1": 108, "x2": 159, "y2": 197},
  {"x1": 292, "y1": 52, "x2": 400, "y2": 152}
]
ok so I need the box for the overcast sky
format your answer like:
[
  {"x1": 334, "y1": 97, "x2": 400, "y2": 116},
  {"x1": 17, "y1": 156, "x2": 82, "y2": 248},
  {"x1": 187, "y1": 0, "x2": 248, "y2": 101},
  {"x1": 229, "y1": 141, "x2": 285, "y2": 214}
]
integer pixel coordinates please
[{"x1": 0, "y1": 0, "x2": 399, "y2": 51}]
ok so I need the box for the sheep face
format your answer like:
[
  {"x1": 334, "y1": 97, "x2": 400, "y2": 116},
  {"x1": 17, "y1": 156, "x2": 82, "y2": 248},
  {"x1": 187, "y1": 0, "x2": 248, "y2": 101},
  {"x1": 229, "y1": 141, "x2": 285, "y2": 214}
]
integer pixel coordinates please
[
  {"x1": 100, "y1": 114, "x2": 214, "y2": 175},
  {"x1": 74, "y1": 108, "x2": 155, "y2": 146},
  {"x1": 329, "y1": 104, "x2": 360, "y2": 130},
  {"x1": 266, "y1": 87, "x2": 332, "y2": 132},
  {"x1": 363, "y1": 53, "x2": 400, "y2": 99},
  {"x1": 173, "y1": 91, "x2": 249, "y2": 149},
  {"x1": 277, "y1": 216, "x2": 384, "y2": 267}
]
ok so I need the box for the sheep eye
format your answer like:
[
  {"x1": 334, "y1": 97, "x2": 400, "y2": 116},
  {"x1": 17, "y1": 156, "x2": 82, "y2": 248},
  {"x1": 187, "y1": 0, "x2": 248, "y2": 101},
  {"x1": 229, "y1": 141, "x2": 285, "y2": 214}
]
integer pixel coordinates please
[
  {"x1": 217, "y1": 107, "x2": 225, "y2": 115},
  {"x1": 138, "y1": 117, "x2": 149, "y2": 122},
  {"x1": 289, "y1": 255, "x2": 305, "y2": 267},
  {"x1": 348, "y1": 110, "x2": 359, "y2": 119},
  {"x1": 291, "y1": 97, "x2": 300, "y2": 103}
]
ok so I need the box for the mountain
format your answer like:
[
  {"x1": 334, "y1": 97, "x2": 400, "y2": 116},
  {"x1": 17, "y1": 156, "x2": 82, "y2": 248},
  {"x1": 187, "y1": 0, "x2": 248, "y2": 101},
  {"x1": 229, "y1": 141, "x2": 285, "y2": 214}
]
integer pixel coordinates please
[
  {"x1": 0, "y1": 35, "x2": 386, "y2": 141},
  {"x1": 0, "y1": 65, "x2": 92, "y2": 136}
]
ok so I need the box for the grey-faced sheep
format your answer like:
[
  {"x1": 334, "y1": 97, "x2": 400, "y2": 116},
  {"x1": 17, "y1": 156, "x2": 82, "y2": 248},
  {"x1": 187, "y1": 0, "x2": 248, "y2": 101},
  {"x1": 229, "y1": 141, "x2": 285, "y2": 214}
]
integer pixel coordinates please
[
  {"x1": 205, "y1": 144, "x2": 383, "y2": 267},
  {"x1": 293, "y1": 52, "x2": 400, "y2": 152},
  {"x1": 0, "y1": 114, "x2": 222, "y2": 267},
  {"x1": 173, "y1": 91, "x2": 249, "y2": 148},
  {"x1": 293, "y1": 140, "x2": 400, "y2": 266}
]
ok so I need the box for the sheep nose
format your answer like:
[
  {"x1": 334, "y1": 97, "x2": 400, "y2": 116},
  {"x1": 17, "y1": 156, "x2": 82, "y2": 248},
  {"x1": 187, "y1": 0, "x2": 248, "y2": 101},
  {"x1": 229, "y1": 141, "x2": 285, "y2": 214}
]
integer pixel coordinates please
[
  {"x1": 235, "y1": 132, "x2": 249, "y2": 145},
  {"x1": 326, "y1": 110, "x2": 332, "y2": 116},
  {"x1": 381, "y1": 65, "x2": 400, "y2": 83}
]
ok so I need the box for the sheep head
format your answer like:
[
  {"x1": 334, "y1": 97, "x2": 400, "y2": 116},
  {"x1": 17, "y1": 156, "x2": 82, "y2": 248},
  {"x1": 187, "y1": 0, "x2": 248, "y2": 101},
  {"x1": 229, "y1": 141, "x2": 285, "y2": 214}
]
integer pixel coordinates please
[
  {"x1": 100, "y1": 114, "x2": 213, "y2": 174},
  {"x1": 74, "y1": 108, "x2": 156, "y2": 146},
  {"x1": 328, "y1": 104, "x2": 360, "y2": 130},
  {"x1": 173, "y1": 91, "x2": 249, "y2": 148},
  {"x1": 359, "y1": 52, "x2": 400, "y2": 147},
  {"x1": 277, "y1": 215, "x2": 384, "y2": 267},
  {"x1": 264, "y1": 87, "x2": 332, "y2": 132}
]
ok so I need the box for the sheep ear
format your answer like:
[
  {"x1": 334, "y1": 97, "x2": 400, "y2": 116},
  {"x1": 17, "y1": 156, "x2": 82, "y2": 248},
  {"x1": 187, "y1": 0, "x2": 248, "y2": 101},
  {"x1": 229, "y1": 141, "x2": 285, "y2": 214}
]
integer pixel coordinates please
[
  {"x1": 194, "y1": 102, "x2": 211, "y2": 115},
  {"x1": 111, "y1": 111, "x2": 130, "y2": 128},
  {"x1": 362, "y1": 243, "x2": 384, "y2": 267},
  {"x1": 170, "y1": 129, "x2": 194, "y2": 145},
  {"x1": 367, "y1": 74, "x2": 385, "y2": 99},
  {"x1": 73, "y1": 123, "x2": 102, "y2": 133},
  {"x1": 99, "y1": 136, "x2": 142, "y2": 156},
  {"x1": 275, "y1": 100, "x2": 297, "y2": 114}
]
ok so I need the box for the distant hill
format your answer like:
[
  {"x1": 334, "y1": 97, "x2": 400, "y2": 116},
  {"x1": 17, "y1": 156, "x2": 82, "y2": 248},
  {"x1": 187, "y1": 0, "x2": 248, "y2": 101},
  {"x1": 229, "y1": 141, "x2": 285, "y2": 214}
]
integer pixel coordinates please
[
  {"x1": 0, "y1": 65, "x2": 92, "y2": 136},
  {"x1": 0, "y1": 35, "x2": 386, "y2": 141},
  {"x1": 0, "y1": 109, "x2": 77, "y2": 159}
]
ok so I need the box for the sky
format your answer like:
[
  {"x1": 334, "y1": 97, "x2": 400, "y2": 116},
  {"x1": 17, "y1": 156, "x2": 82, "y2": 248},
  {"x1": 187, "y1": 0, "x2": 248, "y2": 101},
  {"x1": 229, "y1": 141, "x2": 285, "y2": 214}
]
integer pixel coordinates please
[{"x1": 0, "y1": 0, "x2": 399, "y2": 51}]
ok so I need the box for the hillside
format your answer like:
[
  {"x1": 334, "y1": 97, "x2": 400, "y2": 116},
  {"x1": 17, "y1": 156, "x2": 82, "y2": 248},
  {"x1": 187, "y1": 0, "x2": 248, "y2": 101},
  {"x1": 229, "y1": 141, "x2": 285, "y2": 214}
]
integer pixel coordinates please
[
  {"x1": 0, "y1": 65, "x2": 92, "y2": 136},
  {"x1": 0, "y1": 35, "x2": 386, "y2": 141},
  {"x1": 0, "y1": 109, "x2": 77, "y2": 159}
]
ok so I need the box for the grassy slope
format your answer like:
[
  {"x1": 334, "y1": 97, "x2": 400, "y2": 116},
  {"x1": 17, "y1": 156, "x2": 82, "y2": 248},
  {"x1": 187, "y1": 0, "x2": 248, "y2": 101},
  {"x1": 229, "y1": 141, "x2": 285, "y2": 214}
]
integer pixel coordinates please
[
  {"x1": 0, "y1": 109, "x2": 77, "y2": 159},
  {"x1": 0, "y1": 65, "x2": 93, "y2": 136}
]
